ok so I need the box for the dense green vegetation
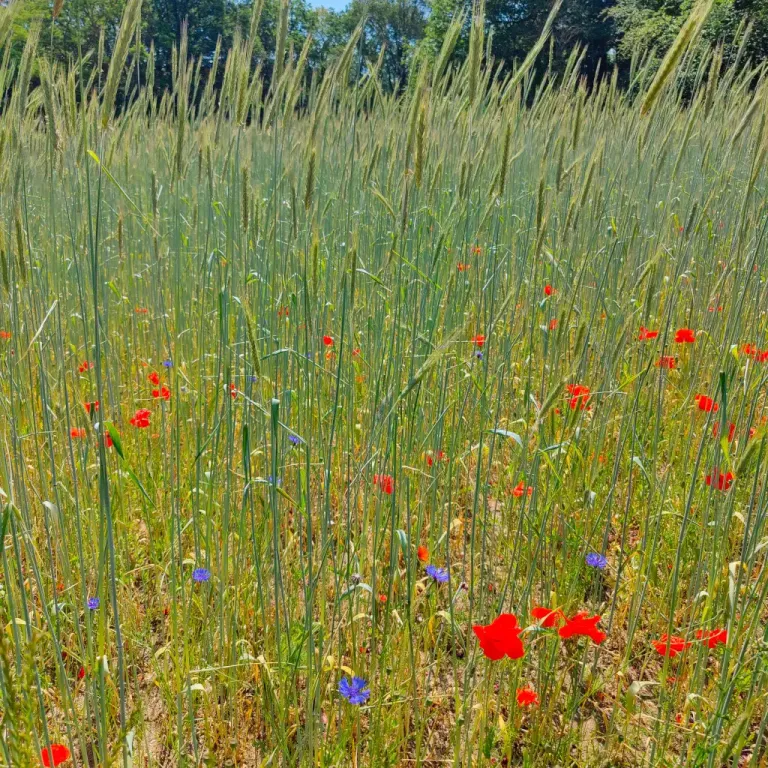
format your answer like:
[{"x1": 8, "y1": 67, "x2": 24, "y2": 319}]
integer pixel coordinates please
[{"x1": 2, "y1": 0, "x2": 768, "y2": 765}]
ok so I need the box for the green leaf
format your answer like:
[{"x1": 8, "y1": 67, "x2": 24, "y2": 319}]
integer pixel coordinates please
[{"x1": 105, "y1": 421, "x2": 124, "y2": 459}]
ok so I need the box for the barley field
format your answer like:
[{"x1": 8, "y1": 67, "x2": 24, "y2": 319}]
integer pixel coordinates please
[{"x1": 2, "y1": 0, "x2": 768, "y2": 766}]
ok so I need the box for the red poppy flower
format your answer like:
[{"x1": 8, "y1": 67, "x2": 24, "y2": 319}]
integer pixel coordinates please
[
  {"x1": 512, "y1": 481, "x2": 533, "y2": 498},
  {"x1": 472, "y1": 246, "x2": 482, "y2": 255},
  {"x1": 549, "y1": 318, "x2": 558, "y2": 330},
  {"x1": 656, "y1": 356, "x2": 676, "y2": 369},
  {"x1": 705, "y1": 470, "x2": 734, "y2": 491},
  {"x1": 516, "y1": 686, "x2": 539, "y2": 707},
  {"x1": 78, "y1": 361, "x2": 92, "y2": 373},
  {"x1": 0, "y1": 330, "x2": 11, "y2": 340},
  {"x1": 352, "y1": 348, "x2": 361, "y2": 357},
  {"x1": 558, "y1": 612, "x2": 606, "y2": 644},
  {"x1": 417, "y1": 545, "x2": 429, "y2": 563},
  {"x1": 278, "y1": 305, "x2": 289, "y2": 318},
  {"x1": 674, "y1": 328, "x2": 695, "y2": 343},
  {"x1": 323, "y1": 335, "x2": 334, "y2": 347},
  {"x1": 152, "y1": 385, "x2": 171, "y2": 401},
  {"x1": 104, "y1": 433, "x2": 114, "y2": 448},
  {"x1": 41, "y1": 744, "x2": 70, "y2": 767},
  {"x1": 696, "y1": 628, "x2": 727, "y2": 648},
  {"x1": 130, "y1": 408, "x2": 151, "y2": 428},
  {"x1": 373, "y1": 474, "x2": 394, "y2": 494},
  {"x1": 712, "y1": 422, "x2": 736, "y2": 442},
  {"x1": 378, "y1": 594, "x2": 387, "y2": 603},
  {"x1": 566, "y1": 384, "x2": 590, "y2": 410},
  {"x1": 426, "y1": 451, "x2": 447, "y2": 467},
  {"x1": 472, "y1": 334, "x2": 486, "y2": 348},
  {"x1": 695, "y1": 394, "x2": 718, "y2": 413},
  {"x1": 652, "y1": 634, "x2": 690, "y2": 657},
  {"x1": 638, "y1": 326, "x2": 659, "y2": 341},
  {"x1": 229, "y1": 383, "x2": 237, "y2": 399},
  {"x1": 84, "y1": 401, "x2": 99, "y2": 414},
  {"x1": 70, "y1": 427, "x2": 86, "y2": 439},
  {"x1": 744, "y1": 344, "x2": 758, "y2": 358},
  {"x1": 77, "y1": 666, "x2": 85, "y2": 680},
  {"x1": 759, "y1": 350, "x2": 768, "y2": 363},
  {"x1": 531, "y1": 606, "x2": 563, "y2": 628},
  {"x1": 148, "y1": 371, "x2": 160, "y2": 386},
  {"x1": 544, "y1": 284, "x2": 553, "y2": 297},
  {"x1": 457, "y1": 262, "x2": 470, "y2": 272},
  {"x1": 472, "y1": 613, "x2": 525, "y2": 660},
  {"x1": 135, "y1": 307, "x2": 148, "y2": 315}
]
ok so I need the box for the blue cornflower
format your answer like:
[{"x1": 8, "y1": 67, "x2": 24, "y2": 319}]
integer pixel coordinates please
[
  {"x1": 249, "y1": 375, "x2": 258, "y2": 383},
  {"x1": 192, "y1": 568, "x2": 211, "y2": 583},
  {"x1": 425, "y1": 565, "x2": 449, "y2": 583},
  {"x1": 288, "y1": 434, "x2": 301, "y2": 445},
  {"x1": 475, "y1": 351, "x2": 483, "y2": 360},
  {"x1": 267, "y1": 475, "x2": 283, "y2": 486},
  {"x1": 87, "y1": 597, "x2": 100, "y2": 610},
  {"x1": 338, "y1": 676, "x2": 370, "y2": 705},
  {"x1": 163, "y1": 359, "x2": 173, "y2": 368},
  {"x1": 585, "y1": 553, "x2": 607, "y2": 569}
]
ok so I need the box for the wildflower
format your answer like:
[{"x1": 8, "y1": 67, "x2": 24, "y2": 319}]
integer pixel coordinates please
[
  {"x1": 656, "y1": 355, "x2": 676, "y2": 369},
  {"x1": 77, "y1": 666, "x2": 85, "y2": 680},
  {"x1": 84, "y1": 401, "x2": 99, "y2": 414},
  {"x1": 417, "y1": 545, "x2": 429, "y2": 563},
  {"x1": 41, "y1": 744, "x2": 71, "y2": 767},
  {"x1": 373, "y1": 474, "x2": 394, "y2": 494},
  {"x1": 695, "y1": 394, "x2": 718, "y2": 413},
  {"x1": 162, "y1": 359, "x2": 173, "y2": 368},
  {"x1": 652, "y1": 634, "x2": 690, "y2": 658},
  {"x1": 472, "y1": 245, "x2": 482, "y2": 255},
  {"x1": 696, "y1": 628, "x2": 727, "y2": 648},
  {"x1": 278, "y1": 305, "x2": 290, "y2": 318},
  {"x1": 558, "y1": 612, "x2": 606, "y2": 644},
  {"x1": 230, "y1": 383, "x2": 237, "y2": 399},
  {"x1": 135, "y1": 307, "x2": 148, "y2": 314},
  {"x1": 744, "y1": 344, "x2": 758, "y2": 358},
  {"x1": 152, "y1": 385, "x2": 171, "y2": 401},
  {"x1": 70, "y1": 427, "x2": 86, "y2": 439},
  {"x1": 323, "y1": 335, "x2": 334, "y2": 347},
  {"x1": 425, "y1": 565, "x2": 449, "y2": 583},
  {"x1": 0, "y1": 330, "x2": 11, "y2": 340},
  {"x1": 104, "y1": 433, "x2": 114, "y2": 448},
  {"x1": 512, "y1": 481, "x2": 533, "y2": 498},
  {"x1": 426, "y1": 450, "x2": 448, "y2": 468},
  {"x1": 705, "y1": 470, "x2": 734, "y2": 491},
  {"x1": 638, "y1": 326, "x2": 659, "y2": 341},
  {"x1": 378, "y1": 594, "x2": 387, "y2": 603},
  {"x1": 78, "y1": 361, "x2": 92, "y2": 373},
  {"x1": 472, "y1": 613, "x2": 525, "y2": 660},
  {"x1": 475, "y1": 350, "x2": 483, "y2": 360},
  {"x1": 192, "y1": 568, "x2": 211, "y2": 583},
  {"x1": 548, "y1": 318, "x2": 558, "y2": 331},
  {"x1": 544, "y1": 284, "x2": 553, "y2": 297},
  {"x1": 87, "y1": 597, "x2": 100, "y2": 610},
  {"x1": 566, "y1": 383, "x2": 590, "y2": 410},
  {"x1": 338, "y1": 676, "x2": 370, "y2": 705},
  {"x1": 674, "y1": 328, "x2": 695, "y2": 343},
  {"x1": 457, "y1": 262, "x2": 470, "y2": 271},
  {"x1": 516, "y1": 686, "x2": 539, "y2": 707},
  {"x1": 585, "y1": 552, "x2": 607, "y2": 569},
  {"x1": 472, "y1": 334, "x2": 486, "y2": 347},
  {"x1": 130, "y1": 409, "x2": 151, "y2": 428},
  {"x1": 148, "y1": 371, "x2": 160, "y2": 386},
  {"x1": 712, "y1": 422, "x2": 736, "y2": 442},
  {"x1": 288, "y1": 434, "x2": 301, "y2": 445},
  {"x1": 531, "y1": 606, "x2": 563, "y2": 628}
]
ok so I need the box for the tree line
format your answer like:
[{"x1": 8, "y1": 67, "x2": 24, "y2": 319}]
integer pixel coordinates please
[{"x1": 3, "y1": 0, "x2": 768, "y2": 97}]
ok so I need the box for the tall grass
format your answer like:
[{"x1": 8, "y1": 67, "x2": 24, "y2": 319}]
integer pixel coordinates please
[{"x1": 1, "y1": 2, "x2": 768, "y2": 766}]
